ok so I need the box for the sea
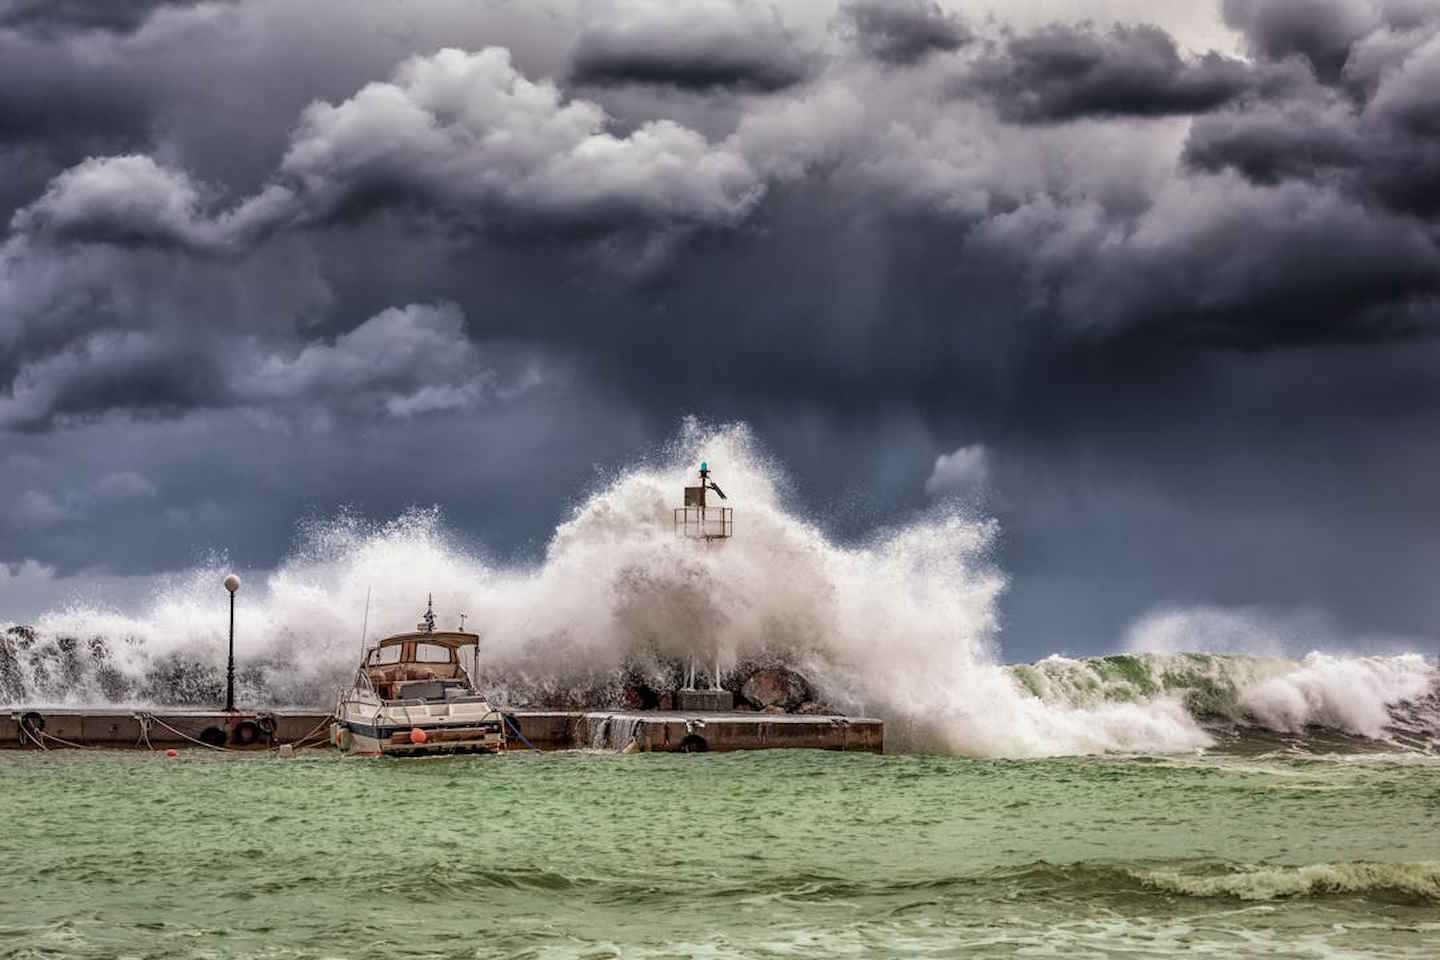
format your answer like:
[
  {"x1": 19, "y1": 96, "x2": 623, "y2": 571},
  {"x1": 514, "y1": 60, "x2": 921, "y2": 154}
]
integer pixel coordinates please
[
  {"x1": 3, "y1": 421, "x2": 1438, "y2": 957},
  {"x1": 3, "y1": 746, "x2": 1438, "y2": 959}
]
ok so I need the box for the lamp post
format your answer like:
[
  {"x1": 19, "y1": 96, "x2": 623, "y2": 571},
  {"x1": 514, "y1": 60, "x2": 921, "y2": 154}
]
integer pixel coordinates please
[{"x1": 223, "y1": 574, "x2": 240, "y2": 711}]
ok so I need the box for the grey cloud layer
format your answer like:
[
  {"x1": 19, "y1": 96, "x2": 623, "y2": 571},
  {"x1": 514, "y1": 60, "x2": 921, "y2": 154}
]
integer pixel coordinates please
[
  {"x1": 0, "y1": 299, "x2": 536, "y2": 431},
  {"x1": 3, "y1": 0, "x2": 1440, "y2": 651},
  {"x1": 7, "y1": 0, "x2": 1440, "y2": 412},
  {"x1": 10, "y1": 47, "x2": 764, "y2": 254},
  {"x1": 1186, "y1": 0, "x2": 1440, "y2": 215},
  {"x1": 570, "y1": 0, "x2": 813, "y2": 90},
  {"x1": 968, "y1": 23, "x2": 1281, "y2": 122},
  {"x1": 837, "y1": 0, "x2": 970, "y2": 65}
]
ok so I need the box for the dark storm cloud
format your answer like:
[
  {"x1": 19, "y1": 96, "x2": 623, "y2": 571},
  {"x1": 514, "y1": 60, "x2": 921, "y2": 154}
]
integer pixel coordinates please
[
  {"x1": 0, "y1": 0, "x2": 212, "y2": 34},
  {"x1": 0, "y1": 34, "x2": 152, "y2": 148},
  {"x1": 1182, "y1": 100, "x2": 1362, "y2": 185},
  {"x1": 1221, "y1": 0, "x2": 1380, "y2": 82},
  {"x1": 970, "y1": 22, "x2": 1268, "y2": 123},
  {"x1": 0, "y1": 298, "x2": 540, "y2": 431},
  {"x1": 837, "y1": 0, "x2": 970, "y2": 65},
  {"x1": 10, "y1": 47, "x2": 763, "y2": 255},
  {"x1": 969, "y1": 179, "x2": 1440, "y2": 347},
  {"x1": 1184, "y1": 9, "x2": 1440, "y2": 214},
  {"x1": 569, "y1": 0, "x2": 811, "y2": 91},
  {"x1": 0, "y1": 331, "x2": 229, "y2": 431},
  {"x1": 4, "y1": 0, "x2": 1440, "y2": 655}
]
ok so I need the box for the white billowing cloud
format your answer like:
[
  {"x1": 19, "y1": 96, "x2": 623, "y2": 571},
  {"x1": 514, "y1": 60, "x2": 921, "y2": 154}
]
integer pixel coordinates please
[
  {"x1": 10, "y1": 47, "x2": 763, "y2": 254},
  {"x1": 9, "y1": 155, "x2": 293, "y2": 254},
  {"x1": 9, "y1": 156, "x2": 208, "y2": 246},
  {"x1": 925, "y1": 443, "x2": 990, "y2": 498},
  {"x1": 277, "y1": 46, "x2": 761, "y2": 230},
  {"x1": 0, "y1": 329, "x2": 179, "y2": 429},
  {"x1": 0, "y1": 301, "x2": 531, "y2": 428},
  {"x1": 238, "y1": 302, "x2": 508, "y2": 418}
]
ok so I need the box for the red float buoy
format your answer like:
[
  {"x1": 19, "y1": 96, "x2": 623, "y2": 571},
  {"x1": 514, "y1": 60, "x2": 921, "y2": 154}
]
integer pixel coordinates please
[
  {"x1": 165, "y1": 749, "x2": 178, "y2": 758},
  {"x1": 410, "y1": 727, "x2": 428, "y2": 744}
]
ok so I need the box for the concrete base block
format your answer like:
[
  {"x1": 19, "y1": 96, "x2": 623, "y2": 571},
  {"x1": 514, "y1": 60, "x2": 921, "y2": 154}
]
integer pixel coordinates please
[{"x1": 673, "y1": 689, "x2": 734, "y2": 711}]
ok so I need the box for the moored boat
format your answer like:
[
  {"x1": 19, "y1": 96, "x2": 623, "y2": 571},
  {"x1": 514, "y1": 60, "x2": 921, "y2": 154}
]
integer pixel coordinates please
[{"x1": 331, "y1": 598, "x2": 505, "y2": 756}]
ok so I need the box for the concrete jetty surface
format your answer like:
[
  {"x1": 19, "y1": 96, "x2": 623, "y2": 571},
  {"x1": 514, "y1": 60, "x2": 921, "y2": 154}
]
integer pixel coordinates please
[{"x1": 2, "y1": 708, "x2": 883, "y2": 753}]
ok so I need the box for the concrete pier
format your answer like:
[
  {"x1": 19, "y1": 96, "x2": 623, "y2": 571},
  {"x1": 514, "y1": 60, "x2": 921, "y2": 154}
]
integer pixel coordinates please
[
  {"x1": 3, "y1": 708, "x2": 883, "y2": 753},
  {"x1": 1, "y1": 709, "x2": 330, "y2": 750},
  {"x1": 514, "y1": 710, "x2": 882, "y2": 753}
]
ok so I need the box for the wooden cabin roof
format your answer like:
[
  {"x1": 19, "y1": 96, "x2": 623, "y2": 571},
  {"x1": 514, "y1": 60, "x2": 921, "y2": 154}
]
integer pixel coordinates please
[{"x1": 374, "y1": 630, "x2": 480, "y2": 649}]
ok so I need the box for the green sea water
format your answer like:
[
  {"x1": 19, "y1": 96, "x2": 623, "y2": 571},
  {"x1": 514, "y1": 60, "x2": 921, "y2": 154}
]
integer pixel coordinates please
[{"x1": 3, "y1": 748, "x2": 1439, "y2": 959}]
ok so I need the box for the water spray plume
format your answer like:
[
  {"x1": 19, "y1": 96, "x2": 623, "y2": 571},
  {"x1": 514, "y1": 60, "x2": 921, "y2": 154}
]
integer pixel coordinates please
[{"x1": 0, "y1": 420, "x2": 1435, "y2": 756}]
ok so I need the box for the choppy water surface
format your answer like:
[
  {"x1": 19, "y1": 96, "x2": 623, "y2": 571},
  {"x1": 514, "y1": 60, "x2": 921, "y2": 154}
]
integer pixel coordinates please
[{"x1": 4, "y1": 748, "x2": 1438, "y2": 958}]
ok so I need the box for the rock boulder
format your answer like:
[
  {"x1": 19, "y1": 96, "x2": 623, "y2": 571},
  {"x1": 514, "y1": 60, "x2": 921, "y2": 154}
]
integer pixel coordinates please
[{"x1": 740, "y1": 667, "x2": 812, "y2": 711}]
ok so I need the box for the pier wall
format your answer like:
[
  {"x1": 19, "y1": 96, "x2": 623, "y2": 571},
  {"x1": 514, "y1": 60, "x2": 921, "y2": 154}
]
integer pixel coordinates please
[{"x1": 2, "y1": 708, "x2": 882, "y2": 754}]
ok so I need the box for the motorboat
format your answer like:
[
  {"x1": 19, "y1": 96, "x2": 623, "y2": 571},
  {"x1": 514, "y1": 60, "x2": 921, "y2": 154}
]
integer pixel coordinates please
[{"x1": 331, "y1": 598, "x2": 505, "y2": 756}]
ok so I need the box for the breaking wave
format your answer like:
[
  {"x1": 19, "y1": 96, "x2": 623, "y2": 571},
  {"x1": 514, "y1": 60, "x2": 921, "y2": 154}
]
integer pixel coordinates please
[
  {"x1": 1, "y1": 420, "x2": 1436, "y2": 756},
  {"x1": 1011, "y1": 651, "x2": 1439, "y2": 747},
  {"x1": 1135, "y1": 861, "x2": 1440, "y2": 902}
]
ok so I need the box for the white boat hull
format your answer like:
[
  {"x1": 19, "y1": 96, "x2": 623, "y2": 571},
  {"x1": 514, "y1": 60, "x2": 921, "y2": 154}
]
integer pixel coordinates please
[{"x1": 331, "y1": 715, "x2": 505, "y2": 756}]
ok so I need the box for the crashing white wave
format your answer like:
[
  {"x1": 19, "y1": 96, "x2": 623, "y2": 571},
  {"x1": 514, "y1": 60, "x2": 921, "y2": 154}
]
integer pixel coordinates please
[
  {"x1": 1, "y1": 420, "x2": 1436, "y2": 757},
  {"x1": 1009, "y1": 651, "x2": 1438, "y2": 745},
  {"x1": 1136, "y1": 861, "x2": 1440, "y2": 901},
  {"x1": 1238, "y1": 652, "x2": 1436, "y2": 740}
]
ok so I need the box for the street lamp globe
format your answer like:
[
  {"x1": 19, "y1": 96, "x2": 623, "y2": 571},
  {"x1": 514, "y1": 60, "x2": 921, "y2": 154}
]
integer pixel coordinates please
[{"x1": 224, "y1": 574, "x2": 240, "y2": 594}]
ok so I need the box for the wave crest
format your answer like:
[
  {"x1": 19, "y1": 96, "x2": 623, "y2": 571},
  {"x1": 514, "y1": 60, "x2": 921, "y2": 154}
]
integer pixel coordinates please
[{"x1": 1136, "y1": 861, "x2": 1440, "y2": 901}]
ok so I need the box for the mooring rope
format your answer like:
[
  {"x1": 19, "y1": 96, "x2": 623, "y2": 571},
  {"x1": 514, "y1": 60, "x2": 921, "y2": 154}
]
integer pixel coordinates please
[
  {"x1": 140, "y1": 712, "x2": 236, "y2": 752},
  {"x1": 272, "y1": 714, "x2": 334, "y2": 751},
  {"x1": 501, "y1": 712, "x2": 541, "y2": 754},
  {"x1": 38, "y1": 730, "x2": 92, "y2": 750},
  {"x1": 15, "y1": 718, "x2": 46, "y2": 751},
  {"x1": 134, "y1": 713, "x2": 154, "y2": 751}
]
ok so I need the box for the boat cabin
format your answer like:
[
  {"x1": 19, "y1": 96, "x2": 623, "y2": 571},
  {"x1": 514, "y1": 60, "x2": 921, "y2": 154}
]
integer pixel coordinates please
[{"x1": 362, "y1": 630, "x2": 479, "y2": 702}]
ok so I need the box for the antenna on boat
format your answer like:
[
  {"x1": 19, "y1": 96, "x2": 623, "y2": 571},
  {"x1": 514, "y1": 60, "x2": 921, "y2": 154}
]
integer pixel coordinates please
[
  {"x1": 358, "y1": 586, "x2": 371, "y2": 660},
  {"x1": 418, "y1": 594, "x2": 436, "y2": 634}
]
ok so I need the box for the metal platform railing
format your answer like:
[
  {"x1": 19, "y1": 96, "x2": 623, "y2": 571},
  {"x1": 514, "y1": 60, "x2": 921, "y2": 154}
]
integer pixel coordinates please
[{"x1": 673, "y1": 506, "x2": 733, "y2": 540}]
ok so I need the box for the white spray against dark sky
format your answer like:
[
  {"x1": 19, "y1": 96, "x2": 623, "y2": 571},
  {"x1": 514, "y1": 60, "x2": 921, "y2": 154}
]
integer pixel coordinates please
[{"x1": 3, "y1": 420, "x2": 1434, "y2": 756}]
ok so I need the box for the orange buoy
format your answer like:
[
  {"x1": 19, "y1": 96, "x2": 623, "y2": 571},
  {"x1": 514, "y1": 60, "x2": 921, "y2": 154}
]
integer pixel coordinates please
[
  {"x1": 165, "y1": 749, "x2": 178, "y2": 758},
  {"x1": 410, "y1": 727, "x2": 428, "y2": 744}
]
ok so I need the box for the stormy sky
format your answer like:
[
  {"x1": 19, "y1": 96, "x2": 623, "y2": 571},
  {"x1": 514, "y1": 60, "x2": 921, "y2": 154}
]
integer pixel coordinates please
[{"x1": 2, "y1": 0, "x2": 1440, "y2": 661}]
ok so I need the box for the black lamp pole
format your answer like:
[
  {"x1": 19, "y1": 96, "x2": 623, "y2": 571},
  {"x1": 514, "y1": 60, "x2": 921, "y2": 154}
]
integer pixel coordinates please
[{"x1": 224, "y1": 574, "x2": 240, "y2": 711}]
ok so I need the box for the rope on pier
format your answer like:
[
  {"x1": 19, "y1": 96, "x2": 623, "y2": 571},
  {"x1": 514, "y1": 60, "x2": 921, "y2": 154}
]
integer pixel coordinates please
[
  {"x1": 501, "y1": 712, "x2": 541, "y2": 754},
  {"x1": 38, "y1": 730, "x2": 92, "y2": 750},
  {"x1": 273, "y1": 714, "x2": 335, "y2": 751},
  {"x1": 15, "y1": 715, "x2": 46, "y2": 750},
  {"x1": 14, "y1": 711, "x2": 337, "y2": 753},
  {"x1": 141, "y1": 712, "x2": 237, "y2": 752}
]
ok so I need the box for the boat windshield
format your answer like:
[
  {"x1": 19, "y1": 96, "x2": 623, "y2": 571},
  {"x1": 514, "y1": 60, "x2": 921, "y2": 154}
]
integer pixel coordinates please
[
  {"x1": 369, "y1": 645, "x2": 402, "y2": 665},
  {"x1": 362, "y1": 638, "x2": 472, "y2": 700}
]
